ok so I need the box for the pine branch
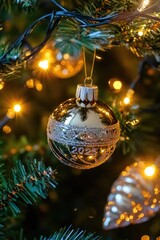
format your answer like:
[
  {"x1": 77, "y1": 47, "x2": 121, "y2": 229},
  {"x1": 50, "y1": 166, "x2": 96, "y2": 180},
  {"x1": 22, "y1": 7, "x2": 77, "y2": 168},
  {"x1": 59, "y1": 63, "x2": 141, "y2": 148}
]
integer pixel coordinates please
[
  {"x1": 15, "y1": 0, "x2": 39, "y2": 11},
  {"x1": 17, "y1": 226, "x2": 101, "y2": 240},
  {"x1": 0, "y1": 0, "x2": 39, "y2": 11},
  {"x1": 0, "y1": 159, "x2": 57, "y2": 217},
  {"x1": 1, "y1": 0, "x2": 160, "y2": 78}
]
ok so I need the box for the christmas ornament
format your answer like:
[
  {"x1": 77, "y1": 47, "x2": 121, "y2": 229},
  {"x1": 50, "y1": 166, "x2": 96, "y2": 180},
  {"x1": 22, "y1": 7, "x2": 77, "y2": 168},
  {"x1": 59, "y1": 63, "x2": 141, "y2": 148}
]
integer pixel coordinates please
[
  {"x1": 32, "y1": 41, "x2": 83, "y2": 79},
  {"x1": 51, "y1": 45, "x2": 83, "y2": 79},
  {"x1": 103, "y1": 161, "x2": 160, "y2": 230},
  {"x1": 47, "y1": 83, "x2": 120, "y2": 169}
]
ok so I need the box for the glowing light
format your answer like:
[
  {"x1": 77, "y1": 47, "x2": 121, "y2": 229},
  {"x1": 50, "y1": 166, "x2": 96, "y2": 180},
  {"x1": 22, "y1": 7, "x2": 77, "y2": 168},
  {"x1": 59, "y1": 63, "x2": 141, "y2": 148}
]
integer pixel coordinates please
[
  {"x1": 108, "y1": 78, "x2": 122, "y2": 92},
  {"x1": 25, "y1": 145, "x2": 32, "y2": 151},
  {"x1": 0, "y1": 80, "x2": 4, "y2": 90},
  {"x1": 141, "y1": 235, "x2": 150, "y2": 240},
  {"x1": 35, "y1": 81, "x2": 43, "y2": 92},
  {"x1": 13, "y1": 104, "x2": 21, "y2": 113},
  {"x1": 138, "y1": 0, "x2": 150, "y2": 12},
  {"x1": 2, "y1": 125, "x2": 11, "y2": 134},
  {"x1": 138, "y1": 30, "x2": 144, "y2": 36},
  {"x1": 144, "y1": 165, "x2": 156, "y2": 177},
  {"x1": 113, "y1": 80, "x2": 122, "y2": 90},
  {"x1": 38, "y1": 60, "x2": 49, "y2": 70},
  {"x1": 7, "y1": 109, "x2": 15, "y2": 119},
  {"x1": 26, "y1": 79, "x2": 34, "y2": 88},
  {"x1": 63, "y1": 53, "x2": 70, "y2": 60},
  {"x1": 96, "y1": 55, "x2": 102, "y2": 60},
  {"x1": 123, "y1": 97, "x2": 130, "y2": 105}
]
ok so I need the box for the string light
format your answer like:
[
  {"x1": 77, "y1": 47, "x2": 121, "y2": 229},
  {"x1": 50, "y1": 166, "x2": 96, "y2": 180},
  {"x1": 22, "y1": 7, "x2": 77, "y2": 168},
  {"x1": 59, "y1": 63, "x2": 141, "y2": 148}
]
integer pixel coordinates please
[
  {"x1": 0, "y1": 80, "x2": 4, "y2": 90},
  {"x1": 123, "y1": 89, "x2": 135, "y2": 105},
  {"x1": 123, "y1": 97, "x2": 130, "y2": 105},
  {"x1": 26, "y1": 79, "x2": 43, "y2": 91},
  {"x1": 144, "y1": 165, "x2": 156, "y2": 177},
  {"x1": 26, "y1": 79, "x2": 34, "y2": 88},
  {"x1": 96, "y1": 55, "x2": 102, "y2": 60},
  {"x1": 138, "y1": 0, "x2": 150, "y2": 12},
  {"x1": 138, "y1": 30, "x2": 144, "y2": 37},
  {"x1": 2, "y1": 125, "x2": 11, "y2": 134},
  {"x1": 38, "y1": 60, "x2": 49, "y2": 70},
  {"x1": 108, "y1": 78, "x2": 122, "y2": 92},
  {"x1": 7, "y1": 109, "x2": 15, "y2": 119},
  {"x1": 141, "y1": 235, "x2": 150, "y2": 240},
  {"x1": 35, "y1": 80, "x2": 43, "y2": 91},
  {"x1": 113, "y1": 80, "x2": 122, "y2": 90},
  {"x1": 13, "y1": 104, "x2": 22, "y2": 113}
]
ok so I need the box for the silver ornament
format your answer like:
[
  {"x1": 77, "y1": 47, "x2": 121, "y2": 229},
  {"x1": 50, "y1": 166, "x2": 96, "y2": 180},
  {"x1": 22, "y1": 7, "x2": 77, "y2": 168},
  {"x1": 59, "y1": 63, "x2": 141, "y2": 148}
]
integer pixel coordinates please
[
  {"x1": 47, "y1": 84, "x2": 120, "y2": 169},
  {"x1": 103, "y1": 161, "x2": 160, "y2": 230}
]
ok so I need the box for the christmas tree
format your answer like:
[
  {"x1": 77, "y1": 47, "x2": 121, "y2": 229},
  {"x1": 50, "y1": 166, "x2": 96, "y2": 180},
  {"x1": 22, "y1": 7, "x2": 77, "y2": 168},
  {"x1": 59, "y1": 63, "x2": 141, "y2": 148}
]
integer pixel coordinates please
[{"x1": 0, "y1": 0, "x2": 160, "y2": 239}]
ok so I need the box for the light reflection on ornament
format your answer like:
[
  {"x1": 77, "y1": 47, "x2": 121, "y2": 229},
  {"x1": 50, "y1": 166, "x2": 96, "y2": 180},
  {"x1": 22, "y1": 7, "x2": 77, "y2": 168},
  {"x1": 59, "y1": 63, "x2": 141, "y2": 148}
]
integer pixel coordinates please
[
  {"x1": 32, "y1": 41, "x2": 83, "y2": 79},
  {"x1": 96, "y1": 55, "x2": 102, "y2": 60},
  {"x1": 52, "y1": 48, "x2": 83, "y2": 78}
]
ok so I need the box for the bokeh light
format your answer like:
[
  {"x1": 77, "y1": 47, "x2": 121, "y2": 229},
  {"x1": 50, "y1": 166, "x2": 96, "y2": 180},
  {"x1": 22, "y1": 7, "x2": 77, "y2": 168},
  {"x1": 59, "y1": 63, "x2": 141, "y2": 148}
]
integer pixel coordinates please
[
  {"x1": 38, "y1": 60, "x2": 49, "y2": 70},
  {"x1": 144, "y1": 165, "x2": 156, "y2": 177},
  {"x1": 13, "y1": 104, "x2": 22, "y2": 113}
]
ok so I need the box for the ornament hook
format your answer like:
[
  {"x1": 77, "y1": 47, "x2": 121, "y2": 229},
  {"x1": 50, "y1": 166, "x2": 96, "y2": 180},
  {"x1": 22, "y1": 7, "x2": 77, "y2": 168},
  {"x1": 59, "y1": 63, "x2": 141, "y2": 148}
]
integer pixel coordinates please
[{"x1": 83, "y1": 48, "x2": 96, "y2": 86}]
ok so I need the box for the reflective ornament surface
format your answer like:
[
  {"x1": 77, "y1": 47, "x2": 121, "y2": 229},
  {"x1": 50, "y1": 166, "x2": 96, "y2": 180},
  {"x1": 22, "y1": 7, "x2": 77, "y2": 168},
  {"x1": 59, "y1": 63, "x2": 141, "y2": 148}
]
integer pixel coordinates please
[
  {"x1": 47, "y1": 84, "x2": 120, "y2": 169},
  {"x1": 51, "y1": 46, "x2": 83, "y2": 79},
  {"x1": 103, "y1": 161, "x2": 160, "y2": 230},
  {"x1": 30, "y1": 40, "x2": 83, "y2": 79}
]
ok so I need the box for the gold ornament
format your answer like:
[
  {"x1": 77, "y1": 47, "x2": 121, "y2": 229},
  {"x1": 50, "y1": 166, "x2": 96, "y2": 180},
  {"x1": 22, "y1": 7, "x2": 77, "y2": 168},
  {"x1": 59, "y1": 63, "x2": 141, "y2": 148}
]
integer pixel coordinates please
[
  {"x1": 51, "y1": 47, "x2": 83, "y2": 79},
  {"x1": 47, "y1": 84, "x2": 120, "y2": 169},
  {"x1": 103, "y1": 161, "x2": 160, "y2": 230},
  {"x1": 32, "y1": 41, "x2": 83, "y2": 79}
]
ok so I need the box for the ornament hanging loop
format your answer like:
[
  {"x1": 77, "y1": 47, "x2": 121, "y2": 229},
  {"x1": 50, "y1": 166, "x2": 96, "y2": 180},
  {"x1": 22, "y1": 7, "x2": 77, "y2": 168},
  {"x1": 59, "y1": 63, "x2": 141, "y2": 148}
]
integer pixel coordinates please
[
  {"x1": 83, "y1": 48, "x2": 96, "y2": 86},
  {"x1": 84, "y1": 76, "x2": 93, "y2": 86}
]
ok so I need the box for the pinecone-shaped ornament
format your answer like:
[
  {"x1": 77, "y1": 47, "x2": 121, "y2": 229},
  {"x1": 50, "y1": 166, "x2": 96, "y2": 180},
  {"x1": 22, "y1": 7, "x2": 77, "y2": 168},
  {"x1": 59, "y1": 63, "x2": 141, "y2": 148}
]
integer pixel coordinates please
[
  {"x1": 47, "y1": 84, "x2": 120, "y2": 169},
  {"x1": 103, "y1": 161, "x2": 160, "y2": 230}
]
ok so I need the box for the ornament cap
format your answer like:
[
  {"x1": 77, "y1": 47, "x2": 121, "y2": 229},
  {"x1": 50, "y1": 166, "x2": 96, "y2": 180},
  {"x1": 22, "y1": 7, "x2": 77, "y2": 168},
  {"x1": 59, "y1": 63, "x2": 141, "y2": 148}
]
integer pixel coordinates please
[{"x1": 76, "y1": 84, "x2": 98, "y2": 108}]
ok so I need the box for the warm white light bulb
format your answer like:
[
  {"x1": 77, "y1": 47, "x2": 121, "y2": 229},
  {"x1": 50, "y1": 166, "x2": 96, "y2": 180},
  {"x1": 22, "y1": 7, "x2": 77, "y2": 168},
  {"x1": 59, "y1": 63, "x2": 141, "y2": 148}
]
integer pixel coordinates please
[
  {"x1": 138, "y1": 0, "x2": 150, "y2": 12},
  {"x1": 38, "y1": 60, "x2": 49, "y2": 70},
  {"x1": 113, "y1": 80, "x2": 122, "y2": 90},
  {"x1": 123, "y1": 97, "x2": 130, "y2": 105},
  {"x1": 138, "y1": 30, "x2": 144, "y2": 36},
  {"x1": 13, "y1": 104, "x2": 21, "y2": 113},
  {"x1": 144, "y1": 165, "x2": 156, "y2": 177}
]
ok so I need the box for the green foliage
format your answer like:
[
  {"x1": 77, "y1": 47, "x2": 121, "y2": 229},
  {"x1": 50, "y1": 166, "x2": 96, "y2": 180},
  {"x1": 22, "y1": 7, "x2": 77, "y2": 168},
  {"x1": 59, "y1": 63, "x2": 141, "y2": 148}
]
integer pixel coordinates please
[
  {"x1": 53, "y1": 19, "x2": 106, "y2": 52},
  {"x1": 0, "y1": 42, "x2": 22, "y2": 80},
  {"x1": 0, "y1": 0, "x2": 38, "y2": 11},
  {"x1": 14, "y1": 0, "x2": 38, "y2": 11},
  {"x1": 78, "y1": 0, "x2": 139, "y2": 17},
  {"x1": 0, "y1": 159, "x2": 57, "y2": 217},
  {"x1": 0, "y1": 0, "x2": 12, "y2": 11},
  {"x1": 17, "y1": 226, "x2": 101, "y2": 240}
]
